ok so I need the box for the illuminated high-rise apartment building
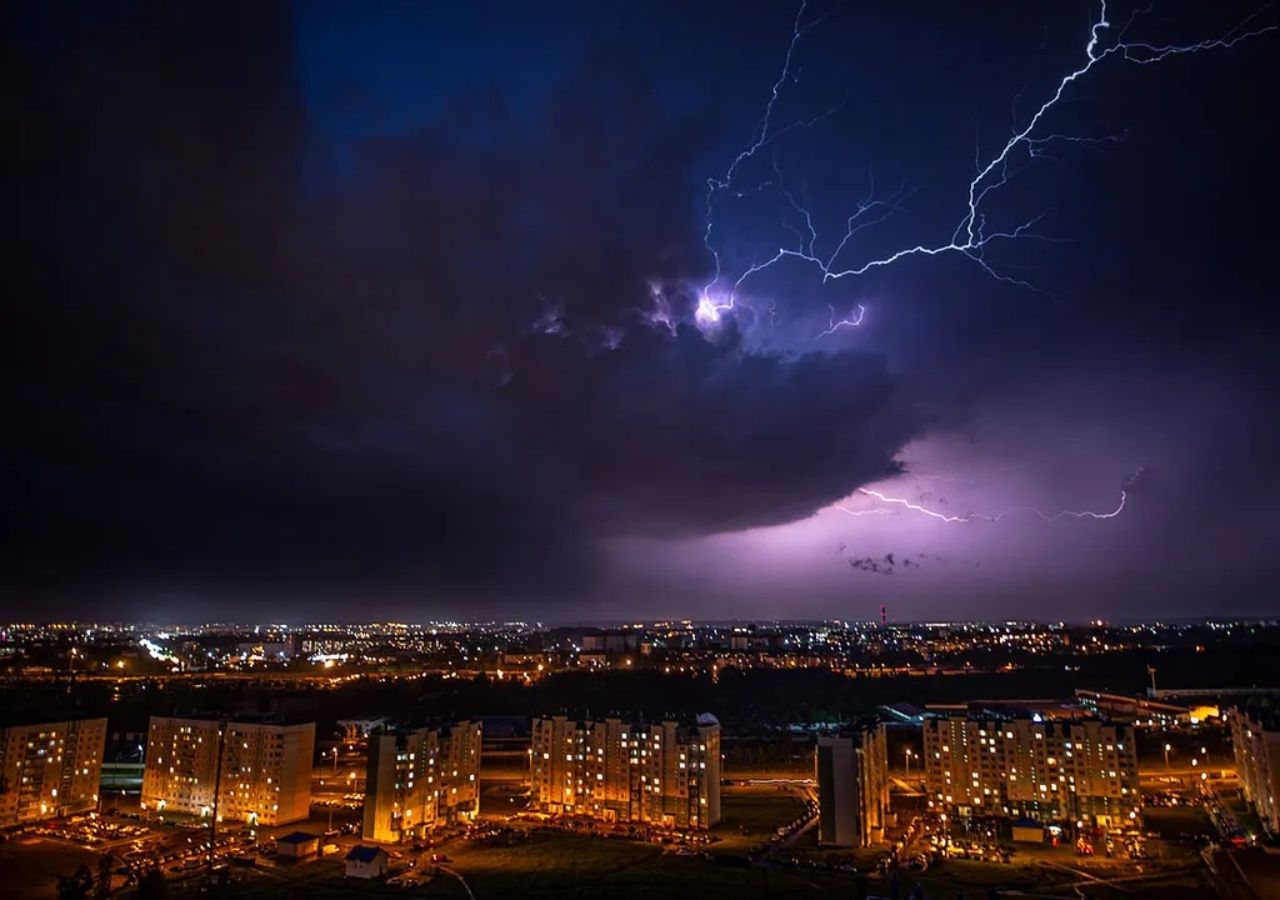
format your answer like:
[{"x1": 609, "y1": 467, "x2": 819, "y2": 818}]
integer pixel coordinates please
[
  {"x1": 530, "y1": 714, "x2": 721, "y2": 828},
  {"x1": 362, "y1": 720, "x2": 482, "y2": 843},
  {"x1": 923, "y1": 716, "x2": 1139, "y2": 827},
  {"x1": 141, "y1": 717, "x2": 314, "y2": 826},
  {"x1": 0, "y1": 718, "x2": 106, "y2": 827},
  {"x1": 1228, "y1": 706, "x2": 1280, "y2": 834}
]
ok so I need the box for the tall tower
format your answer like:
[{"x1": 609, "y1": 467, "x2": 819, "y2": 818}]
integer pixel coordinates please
[{"x1": 880, "y1": 604, "x2": 887, "y2": 627}]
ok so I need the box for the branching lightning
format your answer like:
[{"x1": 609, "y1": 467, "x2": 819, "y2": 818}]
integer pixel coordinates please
[
  {"x1": 696, "y1": 0, "x2": 1276, "y2": 323},
  {"x1": 682, "y1": 1, "x2": 1271, "y2": 534},
  {"x1": 599, "y1": 0, "x2": 1275, "y2": 560},
  {"x1": 696, "y1": 0, "x2": 844, "y2": 330},
  {"x1": 854, "y1": 486, "x2": 1126, "y2": 523},
  {"x1": 838, "y1": 467, "x2": 1146, "y2": 525}
]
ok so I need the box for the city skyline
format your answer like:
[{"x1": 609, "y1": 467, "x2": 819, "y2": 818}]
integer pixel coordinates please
[{"x1": 2, "y1": 615, "x2": 1278, "y2": 896}]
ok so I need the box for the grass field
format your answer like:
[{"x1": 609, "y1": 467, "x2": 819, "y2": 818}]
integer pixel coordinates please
[
  {"x1": 151, "y1": 832, "x2": 865, "y2": 900},
  {"x1": 1, "y1": 836, "x2": 99, "y2": 899},
  {"x1": 442, "y1": 831, "x2": 846, "y2": 899},
  {"x1": 711, "y1": 785, "x2": 807, "y2": 855},
  {"x1": 178, "y1": 830, "x2": 1211, "y2": 900}
]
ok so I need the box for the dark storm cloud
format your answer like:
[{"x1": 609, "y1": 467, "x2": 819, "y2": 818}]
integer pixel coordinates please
[
  {"x1": 9, "y1": 1, "x2": 1278, "y2": 620},
  {"x1": 508, "y1": 326, "x2": 914, "y2": 536},
  {"x1": 5, "y1": 3, "x2": 922, "y2": 606}
]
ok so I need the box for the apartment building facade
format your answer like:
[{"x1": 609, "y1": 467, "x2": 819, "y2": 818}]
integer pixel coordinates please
[
  {"x1": 923, "y1": 716, "x2": 1139, "y2": 827},
  {"x1": 362, "y1": 720, "x2": 482, "y2": 843},
  {"x1": 1228, "y1": 706, "x2": 1280, "y2": 834},
  {"x1": 0, "y1": 718, "x2": 107, "y2": 827},
  {"x1": 141, "y1": 717, "x2": 314, "y2": 826},
  {"x1": 530, "y1": 714, "x2": 721, "y2": 828}
]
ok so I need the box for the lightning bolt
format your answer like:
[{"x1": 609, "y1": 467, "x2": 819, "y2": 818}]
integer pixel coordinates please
[
  {"x1": 832, "y1": 504, "x2": 894, "y2": 519},
  {"x1": 699, "y1": 0, "x2": 1276, "y2": 313},
  {"x1": 840, "y1": 467, "x2": 1145, "y2": 524},
  {"x1": 697, "y1": 0, "x2": 843, "y2": 329},
  {"x1": 816, "y1": 302, "x2": 865, "y2": 339}
]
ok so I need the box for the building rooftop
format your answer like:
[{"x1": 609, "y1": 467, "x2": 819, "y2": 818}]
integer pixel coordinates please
[
  {"x1": 148, "y1": 712, "x2": 315, "y2": 728},
  {"x1": 368, "y1": 718, "x2": 480, "y2": 740},
  {"x1": 276, "y1": 832, "x2": 317, "y2": 845},
  {"x1": 816, "y1": 714, "x2": 884, "y2": 739},
  {"x1": 927, "y1": 709, "x2": 1126, "y2": 729},
  {"x1": 345, "y1": 846, "x2": 386, "y2": 863},
  {"x1": 879, "y1": 702, "x2": 931, "y2": 724},
  {"x1": 536, "y1": 712, "x2": 720, "y2": 729}
]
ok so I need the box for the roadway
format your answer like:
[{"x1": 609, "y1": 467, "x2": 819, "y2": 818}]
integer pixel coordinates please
[{"x1": 752, "y1": 780, "x2": 820, "y2": 869}]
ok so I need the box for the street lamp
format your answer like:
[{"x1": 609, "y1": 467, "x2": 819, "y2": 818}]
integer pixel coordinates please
[
  {"x1": 1164, "y1": 743, "x2": 1171, "y2": 769},
  {"x1": 332, "y1": 746, "x2": 339, "y2": 774},
  {"x1": 905, "y1": 748, "x2": 915, "y2": 775}
]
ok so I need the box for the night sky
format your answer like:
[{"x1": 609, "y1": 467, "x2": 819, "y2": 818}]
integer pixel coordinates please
[{"x1": 7, "y1": 1, "x2": 1279, "y2": 623}]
